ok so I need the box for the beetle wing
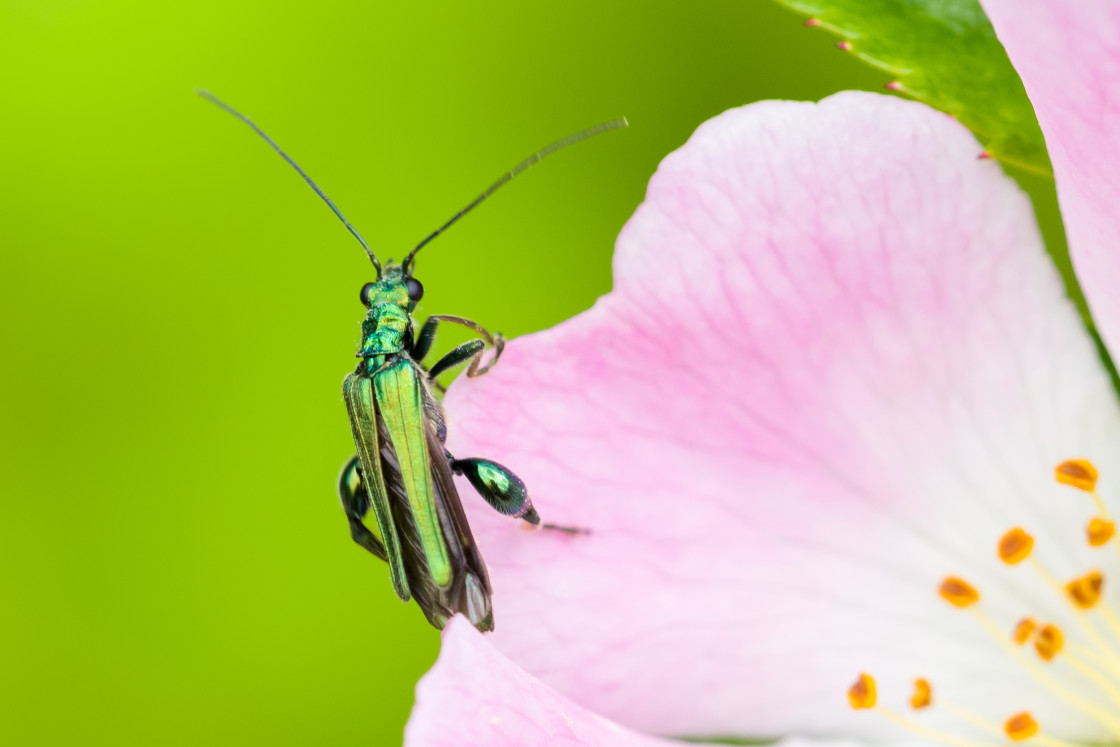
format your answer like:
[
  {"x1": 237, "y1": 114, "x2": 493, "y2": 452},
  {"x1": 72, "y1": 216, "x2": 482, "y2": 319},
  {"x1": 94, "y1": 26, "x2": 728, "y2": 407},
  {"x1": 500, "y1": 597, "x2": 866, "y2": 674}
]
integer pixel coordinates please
[
  {"x1": 343, "y1": 371, "x2": 410, "y2": 600},
  {"x1": 372, "y1": 360, "x2": 453, "y2": 589},
  {"x1": 345, "y1": 361, "x2": 493, "y2": 630},
  {"x1": 424, "y1": 415, "x2": 493, "y2": 630},
  {"x1": 369, "y1": 363, "x2": 493, "y2": 630}
]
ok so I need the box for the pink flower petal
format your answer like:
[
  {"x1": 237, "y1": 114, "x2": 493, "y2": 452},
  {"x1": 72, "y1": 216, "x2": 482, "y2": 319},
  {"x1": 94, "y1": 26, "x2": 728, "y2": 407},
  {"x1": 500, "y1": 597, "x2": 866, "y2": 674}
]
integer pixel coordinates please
[
  {"x1": 408, "y1": 618, "x2": 899, "y2": 747},
  {"x1": 442, "y1": 93, "x2": 1120, "y2": 741},
  {"x1": 978, "y1": 0, "x2": 1120, "y2": 355},
  {"x1": 405, "y1": 615, "x2": 692, "y2": 746}
]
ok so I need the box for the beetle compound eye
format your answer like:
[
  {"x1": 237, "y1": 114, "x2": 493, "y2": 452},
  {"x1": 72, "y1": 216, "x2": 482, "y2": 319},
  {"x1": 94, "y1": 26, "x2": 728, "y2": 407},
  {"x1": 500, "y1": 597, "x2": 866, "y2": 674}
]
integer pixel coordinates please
[
  {"x1": 359, "y1": 282, "x2": 376, "y2": 306},
  {"x1": 405, "y1": 277, "x2": 424, "y2": 302}
]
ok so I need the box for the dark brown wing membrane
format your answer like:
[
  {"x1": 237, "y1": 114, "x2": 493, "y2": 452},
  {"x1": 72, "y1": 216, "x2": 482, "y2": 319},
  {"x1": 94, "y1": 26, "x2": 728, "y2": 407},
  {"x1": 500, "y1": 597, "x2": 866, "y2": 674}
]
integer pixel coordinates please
[
  {"x1": 426, "y1": 422, "x2": 493, "y2": 628},
  {"x1": 374, "y1": 391, "x2": 493, "y2": 631}
]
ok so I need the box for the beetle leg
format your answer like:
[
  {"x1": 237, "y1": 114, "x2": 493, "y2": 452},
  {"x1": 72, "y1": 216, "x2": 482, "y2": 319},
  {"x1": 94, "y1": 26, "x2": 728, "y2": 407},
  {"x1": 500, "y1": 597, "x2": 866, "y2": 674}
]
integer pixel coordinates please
[
  {"x1": 411, "y1": 314, "x2": 505, "y2": 377},
  {"x1": 337, "y1": 455, "x2": 389, "y2": 560},
  {"x1": 428, "y1": 339, "x2": 486, "y2": 379},
  {"x1": 447, "y1": 453, "x2": 589, "y2": 535},
  {"x1": 412, "y1": 316, "x2": 439, "y2": 363}
]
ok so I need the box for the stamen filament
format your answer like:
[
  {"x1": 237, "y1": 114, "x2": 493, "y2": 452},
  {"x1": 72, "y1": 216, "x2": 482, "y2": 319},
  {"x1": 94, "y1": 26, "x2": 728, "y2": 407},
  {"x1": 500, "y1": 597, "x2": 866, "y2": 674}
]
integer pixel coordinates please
[
  {"x1": 1028, "y1": 733, "x2": 1084, "y2": 747},
  {"x1": 1062, "y1": 649, "x2": 1120, "y2": 709},
  {"x1": 942, "y1": 702, "x2": 1002, "y2": 736},
  {"x1": 1099, "y1": 603, "x2": 1120, "y2": 646},
  {"x1": 1089, "y1": 490, "x2": 1112, "y2": 521},
  {"x1": 1070, "y1": 642, "x2": 1120, "y2": 686},
  {"x1": 972, "y1": 609, "x2": 1120, "y2": 738},
  {"x1": 876, "y1": 706, "x2": 994, "y2": 747},
  {"x1": 1029, "y1": 558, "x2": 1063, "y2": 595}
]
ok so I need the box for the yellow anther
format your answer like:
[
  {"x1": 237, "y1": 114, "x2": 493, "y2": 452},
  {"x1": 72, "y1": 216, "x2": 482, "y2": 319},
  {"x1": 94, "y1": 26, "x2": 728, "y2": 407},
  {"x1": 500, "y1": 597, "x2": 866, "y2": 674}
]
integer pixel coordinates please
[
  {"x1": 1012, "y1": 617, "x2": 1037, "y2": 645},
  {"x1": 939, "y1": 576, "x2": 980, "y2": 608},
  {"x1": 998, "y1": 528, "x2": 1034, "y2": 564},
  {"x1": 1088, "y1": 517, "x2": 1116, "y2": 547},
  {"x1": 1004, "y1": 711, "x2": 1039, "y2": 741},
  {"x1": 910, "y1": 678, "x2": 931, "y2": 710},
  {"x1": 1035, "y1": 624, "x2": 1064, "y2": 661},
  {"x1": 848, "y1": 673, "x2": 876, "y2": 710},
  {"x1": 1056, "y1": 459, "x2": 1099, "y2": 492},
  {"x1": 1066, "y1": 570, "x2": 1104, "y2": 609}
]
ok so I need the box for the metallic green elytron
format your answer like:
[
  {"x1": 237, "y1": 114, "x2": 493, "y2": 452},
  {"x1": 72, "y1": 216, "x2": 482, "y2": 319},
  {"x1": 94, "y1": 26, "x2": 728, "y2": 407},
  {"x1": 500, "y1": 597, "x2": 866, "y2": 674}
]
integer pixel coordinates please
[{"x1": 199, "y1": 90, "x2": 623, "y2": 630}]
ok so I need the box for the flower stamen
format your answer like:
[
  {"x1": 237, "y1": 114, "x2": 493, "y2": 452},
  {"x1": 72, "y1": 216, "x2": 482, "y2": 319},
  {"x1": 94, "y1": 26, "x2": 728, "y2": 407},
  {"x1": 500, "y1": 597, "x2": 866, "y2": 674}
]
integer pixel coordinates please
[
  {"x1": 1012, "y1": 617, "x2": 1036, "y2": 645},
  {"x1": 1056, "y1": 458, "x2": 1120, "y2": 562},
  {"x1": 848, "y1": 673, "x2": 876, "y2": 710},
  {"x1": 1056, "y1": 459, "x2": 1099, "y2": 492},
  {"x1": 1062, "y1": 569, "x2": 1120, "y2": 646},
  {"x1": 969, "y1": 607, "x2": 1120, "y2": 737},
  {"x1": 1029, "y1": 558, "x2": 1120, "y2": 663},
  {"x1": 1034, "y1": 623, "x2": 1064, "y2": 661},
  {"x1": 939, "y1": 577, "x2": 980, "y2": 608},
  {"x1": 1004, "y1": 711, "x2": 1038, "y2": 741},
  {"x1": 848, "y1": 674, "x2": 994, "y2": 747},
  {"x1": 910, "y1": 678, "x2": 931, "y2": 710},
  {"x1": 1002, "y1": 712, "x2": 1080, "y2": 747},
  {"x1": 1065, "y1": 570, "x2": 1103, "y2": 609},
  {"x1": 998, "y1": 528, "x2": 1034, "y2": 565},
  {"x1": 1005, "y1": 710, "x2": 1085, "y2": 747},
  {"x1": 1088, "y1": 517, "x2": 1116, "y2": 547},
  {"x1": 861, "y1": 461, "x2": 1120, "y2": 743},
  {"x1": 916, "y1": 679, "x2": 1102, "y2": 747}
]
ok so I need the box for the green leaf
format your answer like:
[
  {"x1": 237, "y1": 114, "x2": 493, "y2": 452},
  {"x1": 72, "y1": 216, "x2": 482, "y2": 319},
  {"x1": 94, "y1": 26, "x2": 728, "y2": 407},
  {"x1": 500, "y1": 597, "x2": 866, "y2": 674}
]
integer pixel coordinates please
[{"x1": 771, "y1": 0, "x2": 1051, "y2": 176}]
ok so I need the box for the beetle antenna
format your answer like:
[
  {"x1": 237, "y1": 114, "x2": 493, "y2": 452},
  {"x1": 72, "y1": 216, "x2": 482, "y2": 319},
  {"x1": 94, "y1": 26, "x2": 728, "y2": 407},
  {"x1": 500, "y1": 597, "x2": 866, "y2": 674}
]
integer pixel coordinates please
[
  {"x1": 197, "y1": 89, "x2": 382, "y2": 275},
  {"x1": 402, "y1": 117, "x2": 628, "y2": 273}
]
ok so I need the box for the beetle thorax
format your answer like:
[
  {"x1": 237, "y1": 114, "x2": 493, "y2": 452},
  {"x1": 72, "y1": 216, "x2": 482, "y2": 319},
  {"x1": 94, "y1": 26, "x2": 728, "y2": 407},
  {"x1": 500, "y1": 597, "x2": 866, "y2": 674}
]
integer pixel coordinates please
[{"x1": 358, "y1": 279, "x2": 414, "y2": 359}]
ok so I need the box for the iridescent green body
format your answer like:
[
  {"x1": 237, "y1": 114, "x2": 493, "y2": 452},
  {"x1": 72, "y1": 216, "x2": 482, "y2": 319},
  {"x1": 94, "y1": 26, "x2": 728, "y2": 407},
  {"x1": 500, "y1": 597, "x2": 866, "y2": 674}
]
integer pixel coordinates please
[
  {"x1": 352, "y1": 272, "x2": 450, "y2": 588},
  {"x1": 198, "y1": 90, "x2": 616, "y2": 632},
  {"x1": 339, "y1": 264, "x2": 520, "y2": 631}
]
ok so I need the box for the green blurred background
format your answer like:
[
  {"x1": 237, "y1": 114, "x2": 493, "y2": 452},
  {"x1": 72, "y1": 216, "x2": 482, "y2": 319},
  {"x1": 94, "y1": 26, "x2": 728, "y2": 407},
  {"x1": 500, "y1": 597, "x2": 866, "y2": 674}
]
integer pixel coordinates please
[{"x1": 0, "y1": 1, "x2": 1062, "y2": 744}]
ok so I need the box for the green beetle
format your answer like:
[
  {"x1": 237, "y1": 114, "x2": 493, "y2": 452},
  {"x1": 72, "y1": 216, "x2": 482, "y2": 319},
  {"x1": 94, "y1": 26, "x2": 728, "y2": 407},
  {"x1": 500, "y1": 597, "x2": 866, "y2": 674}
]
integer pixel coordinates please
[{"x1": 200, "y1": 90, "x2": 622, "y2": 630}]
